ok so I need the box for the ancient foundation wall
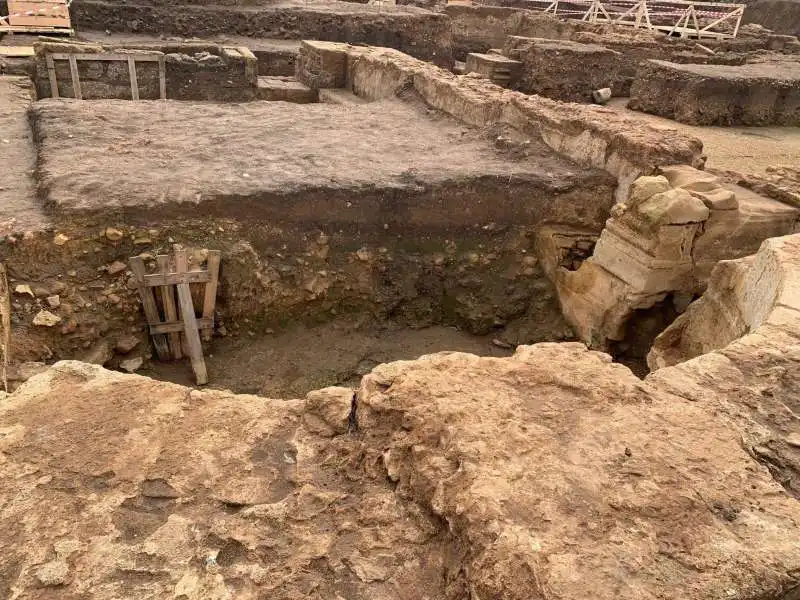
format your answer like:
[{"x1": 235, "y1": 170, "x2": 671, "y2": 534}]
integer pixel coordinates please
[
  {"x1": 70, "y1": 1, "x2": 454, "y2": 66},
  {"x1": 544, "y1": 166, "x2": 799, "y2": 356},
  {"x1": 297, "y1": 41, "x2": 704, "y2": 201},
  {"x1": 629, "y1": 59, "x2": 800, "y2": 126},
  {"x1": 33, "y1": 42, "x2": 258, "y2": 102}
]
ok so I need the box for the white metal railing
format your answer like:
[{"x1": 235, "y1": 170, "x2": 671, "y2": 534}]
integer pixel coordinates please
[{"x1": 483, "y1": 0, "x2": 746, "y2": 39}]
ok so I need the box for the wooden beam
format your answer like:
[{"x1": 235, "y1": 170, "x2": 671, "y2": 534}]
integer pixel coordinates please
[
  {"x1": 49, "y1": 52, "x2": 163, "y2": 61},
  {"x1": 45, "y1": 53, "x2": 59, "y2": 98},
  {"x1": 149, "y1": 318, "x2": 213, "y2": 335},
  {"x1": 201, "y1": 250, "x2": 221, "y2": 342},
  {"x1": 128, "y1": 55, "x2": 140, "y2": 101},
  {"x1": 174, "y1": 247, "x2": 208, "y2": 385},
  {"x1": 143, "y1": 270, "x2": 210, "y2": 287},
  {"x1": 129, "y1": 257, "x2": 170, "y2": 360},
  {"x1": 67, "y1": 54, "x2": 81, "y2": 99},
  {"x1": 157, "y1": 255, "x2": 182, "y2": 359}
]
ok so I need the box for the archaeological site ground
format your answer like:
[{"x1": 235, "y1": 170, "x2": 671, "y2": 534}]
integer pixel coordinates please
[{"x1": 0, "y1": 0, "x2": 799, "y2": 597}]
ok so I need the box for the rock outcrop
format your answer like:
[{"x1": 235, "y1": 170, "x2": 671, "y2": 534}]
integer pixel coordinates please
[
  {"x1": 649, "y1": 233, "x2": 800, "y2": 371},
  {"x1": 2, "y1": 334, "x2": 800, "y2": 598}
]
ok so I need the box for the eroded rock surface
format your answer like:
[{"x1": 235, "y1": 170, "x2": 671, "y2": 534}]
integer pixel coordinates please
[{"x1": 2, "y1": 340, "x2": 800, "y2": 599}]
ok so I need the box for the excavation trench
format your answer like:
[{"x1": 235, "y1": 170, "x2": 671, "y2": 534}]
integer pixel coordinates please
[{"x1": 3, "y1": 211, "x2": 684, "y2": 395}]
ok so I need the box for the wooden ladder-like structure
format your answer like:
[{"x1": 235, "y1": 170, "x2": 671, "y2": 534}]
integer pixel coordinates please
[{"x1": 130, "y1": 247, "x2": 220, "y2": 385}]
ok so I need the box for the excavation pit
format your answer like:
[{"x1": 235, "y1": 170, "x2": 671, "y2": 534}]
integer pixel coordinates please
[
  {"x1": 3, "y1": 15, "x2": 800, "y2": 598},
  {"x1": 6, "y1": 86, "x2": 621, "y2": 389}
]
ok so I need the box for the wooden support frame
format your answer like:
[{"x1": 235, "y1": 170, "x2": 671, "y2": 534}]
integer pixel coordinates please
[
  {"x1": 44, "y1": 52, "x2": 167, "y2": 100},
  {"x1": 130, "y1": 247, "x2": 220, "y2": 385}
]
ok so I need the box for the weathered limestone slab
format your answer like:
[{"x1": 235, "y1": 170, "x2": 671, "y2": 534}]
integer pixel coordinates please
[
  {"x1": 649, "y1": 233, "x2": 800, "y2": 370},
  {"x1": 692, "y1": 183, "x2": 800, "y2": 285},
  {"x1": 255, "y1": 75, "x2": 317, "y2": 103},
  {"x1": 4, "y1": 337, "x2": 800, "y2": 598},
  {"x1": 629, "y1": 59, "x2": 800, "y2": 126},
  {"x1": 464, "y1": 52, "x2": 521, "y2": 87}
]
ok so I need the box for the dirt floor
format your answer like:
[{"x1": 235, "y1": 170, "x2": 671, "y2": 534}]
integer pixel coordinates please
[
  {"x1": 32, "y1": 96, "x2": 606, "y2": 215},
  {"x1": 608, "y1": 97, "x2": 800, "y2": 176},
  {"x1": 141, "y1": 320, "x2": 513, "y2": 397}
]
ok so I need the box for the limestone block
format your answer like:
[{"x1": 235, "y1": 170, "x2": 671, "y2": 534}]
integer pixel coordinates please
[
  {"x1": 689, "y1": 188, "x2": 738, "y2": 210},
  {"x1": 637, "y1": 188, "x2": 710, "y2": 226},
  {"x1": 627, "y1": 175, "x2": 670, "y2": 206},
  {"x1": 591, "y1": 224, "x2": 694, "y2": 293},
  {"x1": 659, "y1": 164, "x2": 720, "y2": 192}
]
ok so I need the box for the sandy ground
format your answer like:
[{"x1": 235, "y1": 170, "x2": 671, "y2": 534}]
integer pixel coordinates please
[
  {"x1": 607, "y1": 98, "x2": 800, "y2": 176},
  {"x1": 141, "y1": 321, "x2": 513, "y2": 396},
  {"x1": 0, "y1": 76, "x2": 49, "y2": 235},
  {"x1": 33, "y1": 96, "x2": 602, "y2": 212}
]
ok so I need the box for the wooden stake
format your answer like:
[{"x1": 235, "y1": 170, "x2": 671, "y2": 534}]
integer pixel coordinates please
[
  {"x1": 67, "y1": 54, "x2": 82, "y2": 99},
  {"x1": 127, "y1": 55, "x2": 140, "y2": 101},
  {"x1": 201, "y1": 251, "x2": 221, "y2": 342},
  {"x1": 157, "y1": 255, "x2": 182, "y2": 359},
  {"x1": 130, "y1": 256, "x2": 170, "y2": 360},
  {"x1": 45, "y1": 54, "x2": 59, "y2": 98},
  {"x1": 174, "y1": 247, "x2": 208, "y2": 385},
  {"x1": 158, "y1": 55, "x2": 167, "y2": 100}
]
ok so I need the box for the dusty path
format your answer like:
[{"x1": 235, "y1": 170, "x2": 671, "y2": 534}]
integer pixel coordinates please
[
  {"x1": 607, "y1": 98, "x2": 800, "y2": 176},
  {"x1": 0, "y1": 76, "x2": 49, "y2": 235}
]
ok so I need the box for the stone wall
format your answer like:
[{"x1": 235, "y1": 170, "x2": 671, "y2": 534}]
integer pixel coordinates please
[
  {"x1": 503, "y1": 36, "x2": 623, "y2": 101},
  {"x1": 629, "y1": 59, "x2": 800, "y2": 126},
  {"x1": 70, "y1": 0, "x2": 454, "y2": 66}
]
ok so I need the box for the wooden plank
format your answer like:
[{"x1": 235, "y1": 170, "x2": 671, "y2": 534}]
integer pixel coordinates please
[
  {"x1": 8, "y1": 0, "x2": 71, "y2": 28},
  {"x1": 67, "y1": 54, "x2": 81, "y2": 99},
  {"x1": 143, "y1": 270, "x2": 210, "y2": 287},
  {"x1": 201, "y1": 251, "x2": 221, "y2": 342},
  {"x1": 0, "y1": 25, "x2": 73, "y2": 34},
  {"x1": 175, "y1": 248, "x2": 208, "y2": 385},
  {"x1": 158, "y1": 55, "x2": 167, "y2": 100},
  {"x1": 45, "y1": 53, "x2": 59, "y2": 98},
  {"x1": 150, "y1": 318, "x2": 213, "y2": 335},
  {"x1": 157, "y1": 255, "x2": 182, "y2": 360},
  {"x1": 0, "y1": 46, "x2": 35, "y2": 57},
  {"x1": 49, "y1": 52, "x2": 163, "y2": 61},
  {"x1": 130, "y1": 257, "x2": 170, "y2": 360},
  {"x1": 127, "y1": 55, "x2": 140, "y2": 101}
]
